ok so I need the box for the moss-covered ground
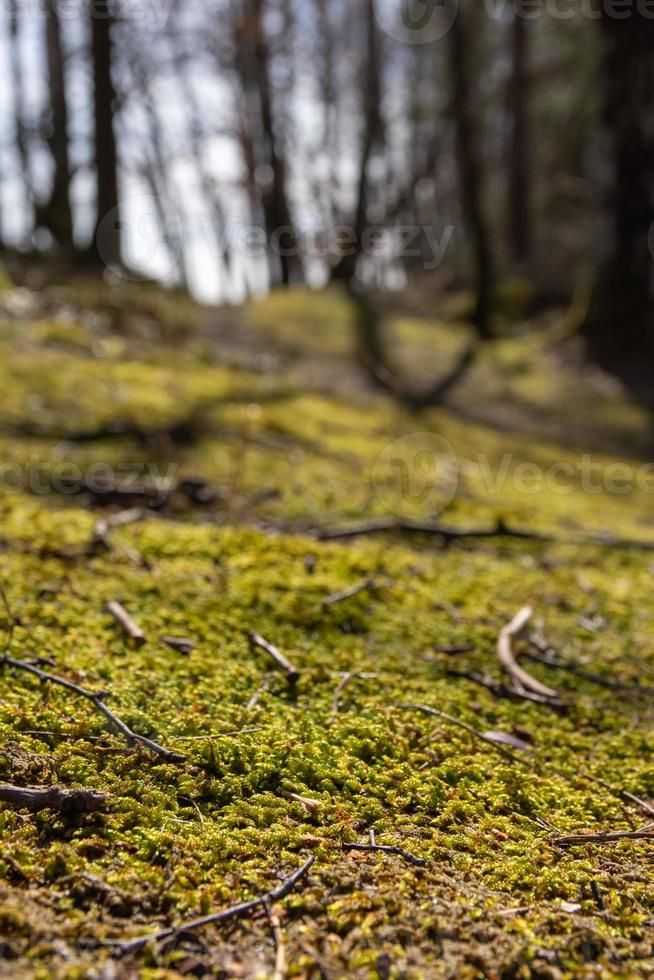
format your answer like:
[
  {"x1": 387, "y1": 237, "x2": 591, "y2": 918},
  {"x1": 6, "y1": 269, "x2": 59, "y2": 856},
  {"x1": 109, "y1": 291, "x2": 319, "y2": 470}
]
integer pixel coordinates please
[{"x1": 0, "y1": 278, "x2": 653, "y2": 978}]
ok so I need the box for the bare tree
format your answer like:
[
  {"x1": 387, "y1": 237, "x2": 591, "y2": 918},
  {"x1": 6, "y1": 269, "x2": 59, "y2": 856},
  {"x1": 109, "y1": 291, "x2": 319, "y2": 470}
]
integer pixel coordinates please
[
  {"x1": 582, "y1": 10, "x2": 654, "y2": 387},
  {"x1": 507, "y1": 1, "x2": 530, "y2": 262},
  {"x1": 88, "y1": 0, "x2": 121, "y2": 267},
  {"x1": 8, "y1": 0, "x2": 35, "y2": 236},
  {"x1": 39, "y1": 3, "x2": 74, "y2": 250},
  {"x1": 448, "y1": 0, "x2": 495, "y2": 339},
  {"x1": 233, "y1": 0, "x2": 300, "y2": 287}
]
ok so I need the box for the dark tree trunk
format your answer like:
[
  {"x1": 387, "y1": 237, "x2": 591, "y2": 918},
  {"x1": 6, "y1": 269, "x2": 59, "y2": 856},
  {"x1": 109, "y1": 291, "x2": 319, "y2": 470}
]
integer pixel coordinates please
[
  {"x1": 331, "y1": 0, "x2": 383, "y2": 287},
  {"x1": 237, "y1": 0, "x2": 300, "y2": 288},
  {"x1": 582, "y1": 12, "x2": 654, "y2": 386},
  {"x1": 9, "y1": 0, "x2": 34, "y2": 236},
  {"x1": 507, "y1": 3, "x2": 530, "y2": 262},
  {"x1": 41, "y1": 5, "x2": 74, "y2": 250},
  {"x1": 449, "y1": 3, "x2": 494, "y2": 339},
  {"x1": 89, "y1": 2, "x2": 120, "y2": 267}
]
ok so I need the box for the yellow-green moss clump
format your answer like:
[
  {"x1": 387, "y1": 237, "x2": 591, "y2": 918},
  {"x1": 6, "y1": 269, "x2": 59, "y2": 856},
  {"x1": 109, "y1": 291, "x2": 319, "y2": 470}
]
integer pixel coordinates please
[{"x1": 0, "y1": 279, "x2": 653, "y2": 977}]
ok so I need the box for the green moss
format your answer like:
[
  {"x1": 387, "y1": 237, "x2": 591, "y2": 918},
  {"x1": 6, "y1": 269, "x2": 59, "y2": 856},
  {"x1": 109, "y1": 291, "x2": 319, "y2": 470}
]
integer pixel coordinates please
[{"x1": 0, "y1": 282, "x2": 653, "y2": 977}]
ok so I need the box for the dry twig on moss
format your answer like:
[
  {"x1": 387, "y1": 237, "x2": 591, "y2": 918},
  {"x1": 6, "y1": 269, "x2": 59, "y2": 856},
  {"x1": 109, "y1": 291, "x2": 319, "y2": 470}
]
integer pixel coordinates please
[
  {"x1": 0, "y1": 783, "x2": 108, "y2": 814},
  {"x1": 497, "y1": 607, "x2": 560, "y2": 700},
  {"x1": 100, "y1": 855, "x2": 315, "y2": 957},
  {"x1": 396, "y1": 703, "x2": 530, "y2": 766},
  {"x1": 248, "y1": 632, "x2": 300, "y2": 684},
  {"x1": 526, "y1": 631, "x2": 654, "y2": 697},
  {"x1": 106, "y1": 601, "x2": 146, "y2": 646},
  {"x1": 554, "y1": 826, "x2": 654, "y2": 846},
  {"x1": 321, "y1": 579, "x2": 376, "y2": 608},
  {"x1": 331, "y1": 672, "x2": 379, "y2": 714},
  {"x1": 342, "y1": 841, "x2": 426, "y2": 868},
  {"x1": 1, "y1": 655, "x2": 185, "y2": 763}
]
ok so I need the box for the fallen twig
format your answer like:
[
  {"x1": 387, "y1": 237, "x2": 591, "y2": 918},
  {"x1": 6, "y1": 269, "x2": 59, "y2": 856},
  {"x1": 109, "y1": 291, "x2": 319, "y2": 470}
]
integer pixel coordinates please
[
  {"x1": 396, "y1": 703, "x2": 530, "y2": 766},
  {"x1": 1, "y1": 655, "x2": 185, "y2": 763},
  {"x1": 527, "y1": 632, "x2": 654, "y2": 697},
  {"x1": 246, "y1": 676, "x2": 274, "y2": 710},
  {"x1": 497, "y1": 608, "x2": 560, "y2": 700},
  {"x1": 282, "y1": 791, "x2": 321, "y2": 813},
  {"x1": 161, "y1": 636, "x2": 196, "y2": 655},
  {"x1": 554, "y1": 827, "x2": 654, "y2": 846},
  {"x1": 315, "y1": 517, "x2": 654, "y2": 551},
  {"x1": 265, "y1": 901, "x2": 287, "y2": 980},
  {"x1": 247, "y1": 633, "x2": 300, "y2": 685},
  {"x1": 330, "y1": 671, "x2": 374, "y2": 714},
  {"x1": 0, "y1": 783, "x2": 108, "y2": 814},
  {"x1": 315, "y1": 517, "x2": 552, "y2": 544},
  {"x1": 342, "y1": 842, "x2": 426, "y2": 868},
  {"x1": 106, "y1": 602, "x2": 146, "y2": 646},
  {"x1": 446, "y1": 668, "x2": 567, "y2": 712},
  {"x1": 100, "y1": 855, "x2": 315, "y2": 957},
  {"x1": 321, "y1": 579, "x2": 376, "y2": 608},
  {"x1": 434, "y1": 643, "x2": 475, "y2": 655}
]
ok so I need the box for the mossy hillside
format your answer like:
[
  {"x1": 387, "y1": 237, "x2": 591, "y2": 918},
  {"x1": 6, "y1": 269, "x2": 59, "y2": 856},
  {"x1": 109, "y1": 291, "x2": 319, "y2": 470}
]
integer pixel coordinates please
[
  {"x1": 1, "y1": 299, "x2": 654, "y2": 538},
  {"x1": 0, "y1": 280, "x2": 653, "y2": 976}
]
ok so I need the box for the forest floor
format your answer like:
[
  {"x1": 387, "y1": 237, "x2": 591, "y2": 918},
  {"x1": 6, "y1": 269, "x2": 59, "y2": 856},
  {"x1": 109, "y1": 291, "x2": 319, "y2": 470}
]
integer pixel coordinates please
[{"x1": 0, "y1": 275, "x2": 653, "y2": 978}]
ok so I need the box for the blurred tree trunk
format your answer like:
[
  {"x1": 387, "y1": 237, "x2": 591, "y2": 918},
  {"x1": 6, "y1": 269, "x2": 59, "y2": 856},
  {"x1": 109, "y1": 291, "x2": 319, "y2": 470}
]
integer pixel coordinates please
[
  {"x1": 236, "y1": 0, "x2": 300, "y2": 288},
  {"x1": 9, "y1": 0, "x2": 34, "y2": 236},
  {"x1": 449, "y1": 2, "x2": 494, "y2": 338},
  {"x1": 582, "y1": 12, "x2": 654, "y2": 383},
  {"x1": 88, "y1": 2, "x2": 120, "y2": 267},
  {"x1": 331, "y1": 0, "x2": 383, "y2": 285},
  {"x1": 40, "y1": 5, "x2": 74, "y2": 250},
  {"x1": 507, "y1": 2, "x2": 530, "y2": 262}
]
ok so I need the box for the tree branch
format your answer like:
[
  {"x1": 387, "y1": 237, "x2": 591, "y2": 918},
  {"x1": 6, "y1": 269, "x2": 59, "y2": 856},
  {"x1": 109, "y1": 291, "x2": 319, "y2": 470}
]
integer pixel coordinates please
[
  {"x1": 0, "y1": 783, "x2": 108, "y2": 814},
  {"x1": 1, "y1": 655, "x2": 185, "y2": 763},
  {"x1": 99, "y1": 855, "x2": 315, "y2": 957}
]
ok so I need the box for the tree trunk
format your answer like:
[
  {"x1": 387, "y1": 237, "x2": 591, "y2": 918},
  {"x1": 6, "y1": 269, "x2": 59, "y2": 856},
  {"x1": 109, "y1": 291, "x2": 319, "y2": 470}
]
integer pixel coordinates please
[
  {"x1": 237, "y1": 0, "x2": 300, "y2": 288},
  {"x1": 449, "y1": 3, "x2": 494, "y2": 339},
  {"x1": 331, "y1": 0, "x2": 383, "y2": 286},
  {"x1": 89, "y1": 2, "x2": 121, "y2": 267},
  {"x1": 507, "y1": 3, "x2": 530, "y2": 263},
  {"x1": 41, "y1": 4, "x2": 74, "y2": 250},
  {"x1": 582, "y1": 12, "x2": 654, "y2": 386},
  {"x1": 9, "y1": 0, "x2": 34, "y2": 237}
]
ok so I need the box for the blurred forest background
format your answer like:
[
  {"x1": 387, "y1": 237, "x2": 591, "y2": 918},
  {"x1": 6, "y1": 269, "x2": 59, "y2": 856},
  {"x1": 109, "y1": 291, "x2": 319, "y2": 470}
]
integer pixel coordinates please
[{"x1": 0, "y1": 0, "x2": 653, "y2": 397}]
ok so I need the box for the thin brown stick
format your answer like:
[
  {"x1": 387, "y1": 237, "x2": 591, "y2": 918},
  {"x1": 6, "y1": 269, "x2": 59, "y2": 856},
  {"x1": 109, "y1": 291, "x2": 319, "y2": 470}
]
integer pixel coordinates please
[
  {"x1": 100, "y1": 855, "x2": 315, "y2": 957},
  {"x1": 527, "y1": 632, "x2": 654, "y2": 697},
  {"x1": 434, "y1": 643, "x2": 475, "y2": 655},
  {"x1": 106, "y1": 602, "x2": 146, "y2": 646},
  {"x1": 331, "y1": 672, "x2": 362, "y2": 714},
  {"x1": 396, "y1": 703, "x2": 530, "y2": 766},
  {"x1": 1, "y1": 655, "x2": 185, "y2": 763},
  {"x1": 247, "y1": 633, "x2": 300, "y2": 684},
  {"x1": 265, "y1": 901, "x2": 287, "y2": 980},
  {"x1": 161, "y1": 636, "x2": 196, "y2": 655},
  {"x1": 321, "y1": 579, "x2": 376, "y2": 608},
  {"x1": 555, "y1": 828, "x2": 654, "y2": 846},
  {"x1": 315, "y1": 517, "x2": 553, "y2": 544},
  {"x1": 446, "y1": 668, "x2": 567, "y2": 711},
  {"x1": 342, "y1": 842, "x2": 426, "y2": 868},
  {"x1": 315, "y1": 517, "x2": 654, "y2": 551},
  {"x1": 0, "y1": 783, "x2": 108, "y2": 814},
  {"x1": 246, "y1": 676, "x2": 274, "y2": 710},
  {"x1": 497, "y1": 607, "x2": 560, "y2": 700}
]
